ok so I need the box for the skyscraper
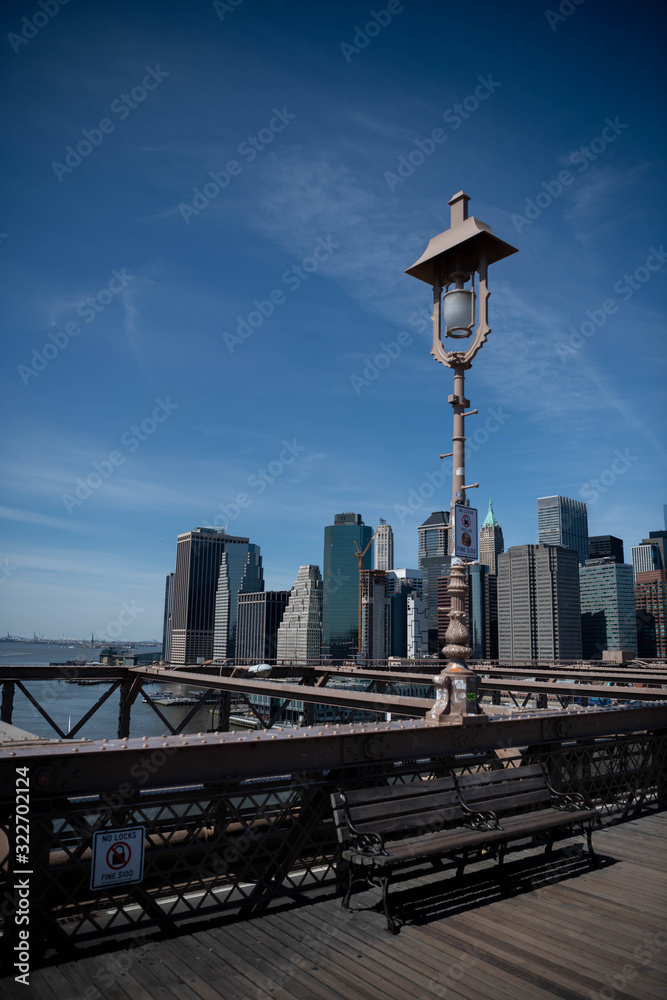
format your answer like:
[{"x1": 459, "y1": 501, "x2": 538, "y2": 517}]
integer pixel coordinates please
[
  {"x1": 479, "y1": 499, "x2": 504, "y2": 575},
  {"x1": 236, "y1": 591, "x2": 290, "y2": 661},
  {"x1": 387, "y1": 570, "x2": 423, "y2": 657},
  {"x1": 162, "y1": 572, "x2": 174, "y2": 662},
  {"x1": 407, "y1": 593, "x2": 428, "y2": 658},
  {"x1": 213, "y1": 542, "x2": 263, "y2": 659},
  {"x1": 468, "y1": 563, "x2": 499, "y2": 661},
  {"x1": 361, "y1": 570, "x2": 391, "y2": 660},
  {"x1": 418, "y1": 511, "x2": 450, "y2": 654},
  {"x1": 375, "y1": 519, "x2": 394, "y2": 571},
  {"x1": 276, "y1": 565, "x2": 323, "y2": 664},
  {"x1": 171, "y1": 527, "x2": 258, "y2": 665},
  {"x1": 635, "y1": 570, "x2": 667, "y2": 658},
  {"x1": 498, "y1": 544, "x2": 582, "y2": 662},
  {"x1": 631, "y1": 531, "x2": 666, "y2": 580},
  {"x1": 322, "y1": 513, "x2": 373, "y2": 661},
  {"x1": 588, "y1": 535, "x2": 624, "y2": 564},
  {"x1": 579, "y1": 560, "x2": 637, "y2": 658},
  {"x1": 537, "y1": 496, "x2": 589, "y2": 566}
]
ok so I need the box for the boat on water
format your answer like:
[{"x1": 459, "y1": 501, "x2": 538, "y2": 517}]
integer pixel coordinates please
[{"x1": 142, "y1": 691, "x2": 220, "y2": 706}]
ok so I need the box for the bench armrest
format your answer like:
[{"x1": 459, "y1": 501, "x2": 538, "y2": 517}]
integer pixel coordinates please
[
  {"x1": 462, "y1": 804, "x2": 502, "y2": 831},
  {"x1": 341, "y1": 792, "x2": 388, "y2": 856},
  {"x1": 451, "y1": 774, "x2": 501, "y2": 830},
  {"x1": 539, "y1": 762, "x2": 588, "y2": 811}
]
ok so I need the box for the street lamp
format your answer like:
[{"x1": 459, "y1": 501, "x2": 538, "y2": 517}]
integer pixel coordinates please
[{"x1": 406, "y1": 191, "x2": 517, "y2": 724}]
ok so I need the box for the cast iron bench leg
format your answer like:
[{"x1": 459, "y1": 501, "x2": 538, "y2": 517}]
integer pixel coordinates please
[
  {"x1": 498, "y1": 841, "x2": 510, "y2": 896},
  {"x1": 342, "y1": 866, "x2": 355, "y2": 911},
  {"x1": 456, "y1": 849, "x2": 469, "y2": 880},
  {"x1": 381, "y1": 873, "x2": 398, "y2": 934},
  {"x1": 586, "y1": 821, "x2": 600, "y2": 868}
]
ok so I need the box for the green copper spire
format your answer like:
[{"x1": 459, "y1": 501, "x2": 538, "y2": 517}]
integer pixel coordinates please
[{"x1": 482, "y1": 499, "x2": 499, "y2": 528}]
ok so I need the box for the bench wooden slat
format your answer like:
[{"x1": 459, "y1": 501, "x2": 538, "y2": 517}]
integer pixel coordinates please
[
  {"x1": 353, "y1": 804, "x2": 463, "y2": 838},
  {"x1": 461, "y1": 789, "x2": 552, "y2": 814},
  {"x1": 342, "y1": 776, "x2": 456, "y2": 807},
  {"x1": 456, "y1": 764, "x2": 543, "y2": 786},
  {"x1": 348, "y1": 789, "x2": 460, "y2": 824}
]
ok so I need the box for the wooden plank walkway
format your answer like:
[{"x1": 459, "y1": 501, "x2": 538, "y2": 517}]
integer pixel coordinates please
[{"x1": 2, "y1": 812, "x2": 666, "y2": 1000}]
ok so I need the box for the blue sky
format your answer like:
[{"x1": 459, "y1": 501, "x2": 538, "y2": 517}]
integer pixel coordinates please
[{"x1": 1, "y1": 0, "x2": 665, "y2": 641}]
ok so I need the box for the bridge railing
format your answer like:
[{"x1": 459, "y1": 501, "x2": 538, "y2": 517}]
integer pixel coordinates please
[{"x1": 1, "y1": 717, "x2": 665, "y2": 965}]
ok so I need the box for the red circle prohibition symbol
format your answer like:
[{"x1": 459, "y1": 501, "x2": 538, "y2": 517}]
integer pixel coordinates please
[
  {"x1": 106, "y1": 842, "x2": 131, "y2": 869},
  {"x1": 462, "y1": 515, "x2": 471, "y2": 528}
]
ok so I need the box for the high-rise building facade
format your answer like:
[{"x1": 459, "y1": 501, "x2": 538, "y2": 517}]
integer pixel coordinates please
[
  {"x1": 588, "y1": 535, "x2": 624, "y2": 564},
  {"x1": 407, "y1": 593, "x2": 428, "y2": 658},
  {"x1": 374, "y1": 519, "x2": 394, "y2": 571},
  {"x1": 635, "y1": 570, "x2": 667, "y2": 657},
  {"x1": 479, "y1": 499, "x2": 504, "y2": 575},
  {"x1": 498, "y1": 544, "x2": 582, "y2": 662},
  {"x1": 537, "y1": 496, "x2": 589, "y2": 566},
  {"x1": 387, "y1": 570, "x2": 423, "y2": 657},
  {"x1": 386, "y1": 569, "x2": 423, "y2": 598},
  {"x1": 171, "y1": 527, "x2": 258, "y2": 665},
  {"x1": 631, "y1": 540, "x2": 664, "y2": 581},
  {"x1": 418, "y1": 511, "x2": 450, "y2": 654},
  {"x1": 468, "y1": 563, "x2": 499, "y2": 661},
  {"x1": 236, "y1": 591, "x2": 290, "y2": 661},
  {"x1": 322, "y1": 513, "x2": 373, "y2": 661},
  {"x1": 579, "y1": 560, "x2": 637, "y2": 658},
  {"x1": 361, "y1": 570, "x2": 391, "y2": 660},
  {"x1": 213, "y1": 542, "x2": 263, "y2": 660},
  {"x1": 162, "y1": 572, "x2": 174, "y2": 662},
  {"x1": 276, "y1": 565, "x2": 323, "y2": 664}
]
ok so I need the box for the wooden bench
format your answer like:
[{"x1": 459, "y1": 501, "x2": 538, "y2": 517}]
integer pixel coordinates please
[{"x1": 331, "y1": 763, "x2": 599, "y2": 933}]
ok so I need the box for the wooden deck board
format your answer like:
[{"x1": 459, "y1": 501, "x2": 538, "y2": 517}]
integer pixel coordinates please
[{"x1": 2, "y1": 812, "x2": 666, "y2": 1000}]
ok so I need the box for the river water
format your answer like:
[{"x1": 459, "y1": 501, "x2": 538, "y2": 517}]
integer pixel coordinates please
[{"x1": 0, "y1": 642, "x2": 227, "y2": 741}]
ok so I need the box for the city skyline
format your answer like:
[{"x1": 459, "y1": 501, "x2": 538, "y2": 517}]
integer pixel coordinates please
[{"x1": 2, "y1": 0, "x2": 665, "y2": 639}]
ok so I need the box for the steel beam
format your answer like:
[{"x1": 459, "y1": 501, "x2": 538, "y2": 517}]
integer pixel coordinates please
[{"x1": 3, "y1": 703, "x2": 665, "y2": 798}]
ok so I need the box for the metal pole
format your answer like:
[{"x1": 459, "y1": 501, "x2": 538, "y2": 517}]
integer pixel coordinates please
[{"x1": 442, "y1": 365, "x2": 473, "y2": 670}]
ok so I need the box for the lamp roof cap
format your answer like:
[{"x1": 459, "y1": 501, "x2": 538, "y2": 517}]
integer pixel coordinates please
[{"x1": 405, "y1": 192, "x2": 518, "y2": 284}]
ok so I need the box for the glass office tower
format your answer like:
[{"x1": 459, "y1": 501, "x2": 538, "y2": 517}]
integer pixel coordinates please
[
  {"x1": 537, "y1": 495, "x2": 589, "y2": 566},
  {"x1": 322, "y1": 513, "x2": 373, "y2": 661}
]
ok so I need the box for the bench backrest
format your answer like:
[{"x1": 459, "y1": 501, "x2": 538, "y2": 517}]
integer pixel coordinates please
[
  {"x1": 331, "y1": 776, "x2": 462, "y2": 845},
  {"x1": 456, "y1": 764, "x2": 551, "y2": 816}
]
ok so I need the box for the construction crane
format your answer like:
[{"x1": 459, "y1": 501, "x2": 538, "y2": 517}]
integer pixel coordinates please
[{"x1": 353, "y1": 530, "x2": 377, "y2": 656}]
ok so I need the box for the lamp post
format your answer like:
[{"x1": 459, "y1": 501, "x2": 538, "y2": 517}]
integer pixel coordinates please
[{"x1": 405, "y1": 192, "x2": 517, "y2": 724}]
